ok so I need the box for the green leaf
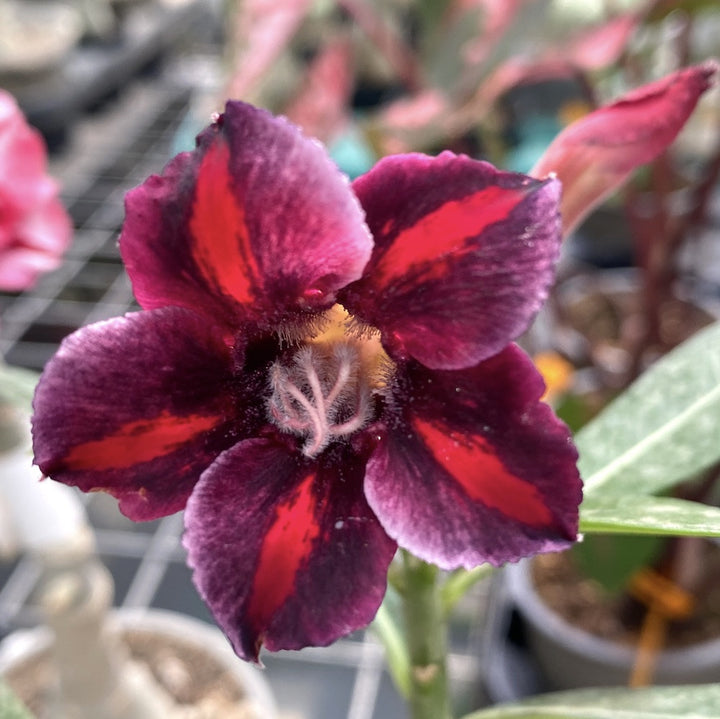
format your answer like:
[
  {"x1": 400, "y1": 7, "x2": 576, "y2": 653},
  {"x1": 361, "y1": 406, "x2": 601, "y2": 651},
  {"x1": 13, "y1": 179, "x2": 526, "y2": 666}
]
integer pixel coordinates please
[
  {"x1": 578, "y1": 321, "x2": 720, "y2": 499},
  {"x1": 462, "y1": 683, "x2": 720, "y2": 719},
  {"x1": 579, "y1": 496, "x2": 720, "y2": 536},
  {"x1": 0, "y1": 363, "x2": 39, "y2": 412},
  {"x1": 647, "y1": 0, "x2": 720, "y2": 22},
  {"x1": 370, "y1": 586, "x2": 410, "y2": 699},
  {"x1": 571, "y1": 532, "x2": 663, "y2": 593},
  {"x1": 440, "y1": 564, "x2": 496, "y2": 615},
  {"x1": 0, "y1": 679, "x2": 34, "y2": 719}
]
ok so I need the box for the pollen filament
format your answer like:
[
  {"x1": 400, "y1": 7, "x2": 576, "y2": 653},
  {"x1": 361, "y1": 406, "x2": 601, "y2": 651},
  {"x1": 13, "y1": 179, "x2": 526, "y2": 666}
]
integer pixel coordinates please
[{"x1": 268, "y1": 342, "x2": 373, "y2": 457}]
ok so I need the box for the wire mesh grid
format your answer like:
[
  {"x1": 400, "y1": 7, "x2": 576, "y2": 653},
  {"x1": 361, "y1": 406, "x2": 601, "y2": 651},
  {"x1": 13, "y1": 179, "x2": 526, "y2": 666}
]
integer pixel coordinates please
[{"x1": 0, "y1": 65, "x2": 491, "y2": 719}]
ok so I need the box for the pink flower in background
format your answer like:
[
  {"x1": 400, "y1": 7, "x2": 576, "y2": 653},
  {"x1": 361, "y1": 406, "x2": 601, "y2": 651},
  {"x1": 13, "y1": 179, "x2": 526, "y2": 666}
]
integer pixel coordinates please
[
  {"x1": 0, "y1": 90, "x2": 71, "y2": 291},
  {"x1": 532, "y1": 61, "x2": 718, "y2": 235}
]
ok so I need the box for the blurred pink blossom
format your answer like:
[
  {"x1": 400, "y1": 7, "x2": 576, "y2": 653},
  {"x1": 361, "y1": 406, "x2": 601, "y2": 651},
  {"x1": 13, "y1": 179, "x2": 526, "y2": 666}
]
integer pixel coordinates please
[
  {"x1": 224, "y1": 0, "x2": 313, "y2": 102},
  {"x1": 532, "y1": 61, "x2": 718, "y2": 236},
  {"x1": 0, "y1": 89, "x2": 71, "y2": 291},
  {"x1": 284, "y1": 37, "x2": 355, "y2": 144}
]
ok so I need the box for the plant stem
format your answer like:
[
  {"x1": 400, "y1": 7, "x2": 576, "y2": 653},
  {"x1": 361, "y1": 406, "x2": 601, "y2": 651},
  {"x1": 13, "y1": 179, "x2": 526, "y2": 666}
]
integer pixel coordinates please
[
  {"x1": 401, "y1": 551, "x2": 452, "y2": 719},
  {"x1": 441, "y1": 565, "x2": 495, "y2": 617}
]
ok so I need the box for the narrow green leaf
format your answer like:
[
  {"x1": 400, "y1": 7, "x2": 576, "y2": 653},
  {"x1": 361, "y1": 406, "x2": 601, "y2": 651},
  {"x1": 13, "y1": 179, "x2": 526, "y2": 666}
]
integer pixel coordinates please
[
  {"x1": 462, "y1": 683, "x2": 720, "y2": 719},
  {"x1": 579, "y1": 496, "x2": 720, "y2": 536},
  {"x1": 370, "y1": 592, "x2": 411, "y2": 699},
  {"x1": 440, "y1": 564, "x2": 496, "y2": 615},
  {"x1": 578, "y1": 321, "x2": 720, "y2": 499}
]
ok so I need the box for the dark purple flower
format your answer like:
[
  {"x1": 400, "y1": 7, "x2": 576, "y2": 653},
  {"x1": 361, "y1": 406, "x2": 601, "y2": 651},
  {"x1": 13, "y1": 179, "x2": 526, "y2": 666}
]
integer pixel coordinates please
[{"x1": 32, "y1": 102, "x2": 581, "y2": 661}]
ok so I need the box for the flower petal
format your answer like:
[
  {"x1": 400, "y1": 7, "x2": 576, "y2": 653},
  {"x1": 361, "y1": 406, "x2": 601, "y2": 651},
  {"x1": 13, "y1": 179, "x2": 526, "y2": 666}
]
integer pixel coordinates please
[
  {"x1": 121, "y1": 101, "x2": 372, "y2": 331},
  {"x1": 0, "y1": 90, "x2": 71, "y2": 291},
  {"x1": 183, "y1": 438, "x2": 396, "y2": 661},
  {"x1": 0, "y1": 242, "x2": 63, "y2": 291},
  {"x1": 32, "y1": 308, "x2": 255, "y2": 520},
  {"x1": 342, "y1": 152, "x2": 562, "y2": 369},
  {"x1": 532, "y1": 61, "x2": 718, "y2": 236},
  {"x1": 566, "y1": 14, "x2": 638, "y2": 71},
  {"x1": 365, "y1": 345, "x2": 582, "y2": 568}
]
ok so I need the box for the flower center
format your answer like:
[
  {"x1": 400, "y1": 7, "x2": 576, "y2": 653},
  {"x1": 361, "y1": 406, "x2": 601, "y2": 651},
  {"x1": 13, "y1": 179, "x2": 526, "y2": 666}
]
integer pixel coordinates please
[{"x1": 268, "y1": 305, "x2": 389, "y2": 458}]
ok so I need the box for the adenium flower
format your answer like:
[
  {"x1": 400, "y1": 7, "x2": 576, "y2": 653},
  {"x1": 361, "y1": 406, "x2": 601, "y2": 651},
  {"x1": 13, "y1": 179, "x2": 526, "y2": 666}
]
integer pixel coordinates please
[
  {"x1": 0, "y1": 90, "x2": 71, "y2": 291},
  {"x1": 32, "y1": 101, "x2": 582, "y2": 661}
]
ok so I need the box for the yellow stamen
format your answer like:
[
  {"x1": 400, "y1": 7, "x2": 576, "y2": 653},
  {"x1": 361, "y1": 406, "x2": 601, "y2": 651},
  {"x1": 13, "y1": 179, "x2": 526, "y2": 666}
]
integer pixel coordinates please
[{"x1": 308, "y1": 304, "x2": 393, "y2": 390}]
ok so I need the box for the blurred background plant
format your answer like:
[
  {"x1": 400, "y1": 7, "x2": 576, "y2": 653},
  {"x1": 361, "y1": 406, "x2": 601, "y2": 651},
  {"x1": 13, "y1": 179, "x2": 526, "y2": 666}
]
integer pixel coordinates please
[
  {"x1": 518, "y1": 4, "x2": 720, "y2": 683},
  {"x1": 219, "y1": 0, "x2": 716, "y2": 163}
]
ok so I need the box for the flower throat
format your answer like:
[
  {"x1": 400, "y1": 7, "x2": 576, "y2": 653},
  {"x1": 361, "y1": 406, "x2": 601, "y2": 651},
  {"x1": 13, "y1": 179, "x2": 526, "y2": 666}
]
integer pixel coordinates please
[{"x1": 268, "y1": 305, "x2": 389, "y2": 457}]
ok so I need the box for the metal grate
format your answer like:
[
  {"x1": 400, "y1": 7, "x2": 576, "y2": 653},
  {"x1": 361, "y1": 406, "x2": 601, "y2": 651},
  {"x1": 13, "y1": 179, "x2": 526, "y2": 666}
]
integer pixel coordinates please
[{"x1": 0, "y1": 63, "x2": 490, "y2": 719}]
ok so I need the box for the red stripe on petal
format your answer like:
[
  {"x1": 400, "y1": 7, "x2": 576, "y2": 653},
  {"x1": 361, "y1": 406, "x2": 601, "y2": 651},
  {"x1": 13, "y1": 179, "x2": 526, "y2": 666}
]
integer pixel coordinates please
[
  {"x1": 374, "y1": 185, "x2": 526, "y2": 285},
  {"x1": 247, "y1": 472, "x2": 324, "y2": 638},
  {"x1": 63, "y1": 412, "x2": 222, "y2": 471},
  {"x1": 190, "y1": 141, "x2": 259, "y2": 304},
  {"x1": 413, "y1": 417, "x2": 554, "y2": 528}
]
